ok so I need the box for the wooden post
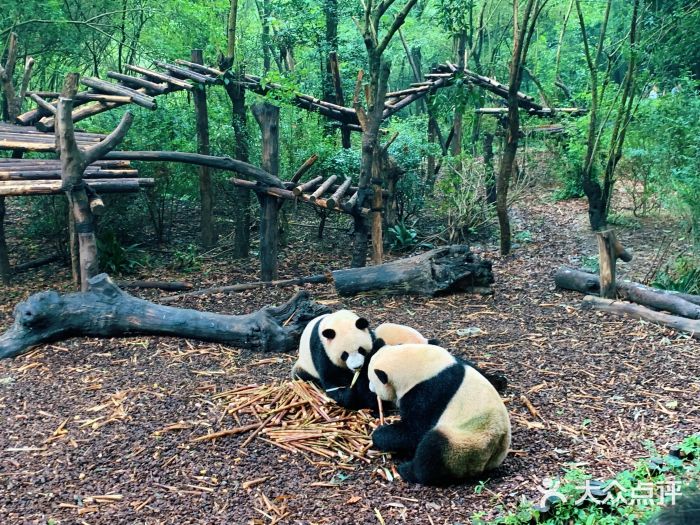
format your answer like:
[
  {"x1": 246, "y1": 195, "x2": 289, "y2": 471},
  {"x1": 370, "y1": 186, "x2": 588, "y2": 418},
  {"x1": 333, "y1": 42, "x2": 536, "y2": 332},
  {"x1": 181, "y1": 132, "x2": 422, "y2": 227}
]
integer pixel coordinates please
[
  {"x1": 192, "y1": 49, "x2": 215, "y2": 249},
  {"x1": 252, "y1": 103, "x2": 280, "y2": 281},
  {"x1": 596, "y1": 229, "x2": 632, "y2": 299},
  {"x1": 56, "y1": 73, "x2": 133, "y2": 291}
]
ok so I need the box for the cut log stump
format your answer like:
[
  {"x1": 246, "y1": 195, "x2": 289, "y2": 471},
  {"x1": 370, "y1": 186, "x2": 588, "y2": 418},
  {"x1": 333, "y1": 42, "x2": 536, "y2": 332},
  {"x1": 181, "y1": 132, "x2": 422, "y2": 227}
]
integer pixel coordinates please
[
  {"x1": 333, "y1": 245, "x2": 494, "y2": 297},
  {"x1": 0, "y1": 274, "x2": 330, "y2": 359}
]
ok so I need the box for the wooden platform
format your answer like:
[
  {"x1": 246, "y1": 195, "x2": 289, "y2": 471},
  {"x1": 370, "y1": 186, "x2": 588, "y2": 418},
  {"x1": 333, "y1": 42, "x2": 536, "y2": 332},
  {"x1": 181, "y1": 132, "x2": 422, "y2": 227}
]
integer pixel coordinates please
[
  {"x1": 0, "y1": 122, "x2": 105, "y2": 152},
  {"x1": 0, "y1": 156, "x2": 152, "y2": 196},
  {"x1": 15, "y1": 60, "x2": 221, "y2": 132}
]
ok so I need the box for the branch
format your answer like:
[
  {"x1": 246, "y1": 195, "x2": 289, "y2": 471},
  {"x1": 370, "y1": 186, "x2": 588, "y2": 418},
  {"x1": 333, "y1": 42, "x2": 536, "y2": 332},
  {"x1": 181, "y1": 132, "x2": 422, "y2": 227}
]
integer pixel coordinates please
[
  {"x1": 18, "y1": 56, "x2": 34, "y2": 102},
  {"x1": 377, "y1": 0, "x2": 419, "y2": 57},
  {"x1": 84, "y1": 111, "x2": 134, "y2": 165}
]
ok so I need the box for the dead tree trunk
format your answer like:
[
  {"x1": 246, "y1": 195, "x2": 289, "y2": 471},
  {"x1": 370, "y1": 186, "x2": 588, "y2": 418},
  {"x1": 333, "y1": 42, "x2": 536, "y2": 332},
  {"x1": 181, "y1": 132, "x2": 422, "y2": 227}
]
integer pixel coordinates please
[
  {"x1": 56, "y1": 73, "x2": 133, "y2": 291},
  {"x1": 0, "y1": 274, "x2": 330, "y2": 359},
  {"x1": 333, "y1": 245, "x2": 493, "y2": 297},
  {"x1": 192, "y1": 49, "x2": 216, "y2": 249},
  {"x1": 252, "y1": 103, "x2": 280, "y2": 281}
]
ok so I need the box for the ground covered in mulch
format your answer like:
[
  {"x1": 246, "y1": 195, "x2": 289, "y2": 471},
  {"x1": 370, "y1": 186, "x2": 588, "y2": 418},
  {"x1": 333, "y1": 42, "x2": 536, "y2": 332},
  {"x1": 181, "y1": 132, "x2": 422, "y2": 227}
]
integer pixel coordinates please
[{"x1": 0, "y1": 190, "x2": 698, "y2": 525}]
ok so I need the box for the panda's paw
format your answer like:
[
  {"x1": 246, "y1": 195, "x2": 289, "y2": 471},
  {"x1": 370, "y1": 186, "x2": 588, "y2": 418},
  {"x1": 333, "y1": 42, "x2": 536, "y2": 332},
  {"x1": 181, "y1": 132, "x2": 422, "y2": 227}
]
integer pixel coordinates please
[
  {"x1": 398, "y1": 461, "x2": 418, "y2": 483},
  {"x1": 371, "y1": 425, "x2": 400, "y2": 451}
]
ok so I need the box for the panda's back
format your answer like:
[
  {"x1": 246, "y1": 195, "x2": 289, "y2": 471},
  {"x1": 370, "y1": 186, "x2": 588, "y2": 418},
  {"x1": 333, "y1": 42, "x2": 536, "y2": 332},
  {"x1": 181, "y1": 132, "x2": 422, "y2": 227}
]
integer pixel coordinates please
[{"x1": 436, "y1": 365, "x2": 510, "y2": 439}]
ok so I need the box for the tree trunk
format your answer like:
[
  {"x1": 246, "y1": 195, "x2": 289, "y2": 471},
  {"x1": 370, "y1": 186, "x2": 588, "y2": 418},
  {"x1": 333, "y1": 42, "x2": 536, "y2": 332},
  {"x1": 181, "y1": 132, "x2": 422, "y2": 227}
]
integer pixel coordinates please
[
  {"x1": 0, "y1": 274, "x2": 330, "y2": 359},
  {"x1": 451, "y1": 32, "x2": 467, "y2": 160},
  {"x1": 484, "y1": 132, "x2": 496, "y2": 205},
  {"x1": 252, "y1": 103, "x2": 280, "y2": 281},
  {"x1": 0, "y1": 197, "x2": 10, "y2": 285},
  {"x1": 192, "y1": 49, "x2": 215, "y2": 249},
  {"x1": 334, "y1": 245, "x2": 493, "y2": 297}
]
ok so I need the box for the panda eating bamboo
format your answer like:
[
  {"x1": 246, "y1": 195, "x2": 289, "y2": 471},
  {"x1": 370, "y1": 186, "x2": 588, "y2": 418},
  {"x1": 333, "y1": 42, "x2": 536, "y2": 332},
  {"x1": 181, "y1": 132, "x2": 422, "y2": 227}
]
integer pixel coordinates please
[
  {"x1": 291, "y1": 310, "x2": 512, "y2": 485},
  {"x1": 367, "y1": 339, "x2": 511, "y2": 485}
]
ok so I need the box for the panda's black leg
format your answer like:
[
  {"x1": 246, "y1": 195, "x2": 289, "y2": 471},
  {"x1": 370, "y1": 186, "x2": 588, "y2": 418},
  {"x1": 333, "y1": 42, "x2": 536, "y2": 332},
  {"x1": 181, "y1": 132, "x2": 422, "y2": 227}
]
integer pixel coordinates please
[
  {"x1": 372, "y1": 422, "x2": 419, "y2": 456},
  {"x1": 404, "y1": 430, "x2": 455, "y2": 486}
]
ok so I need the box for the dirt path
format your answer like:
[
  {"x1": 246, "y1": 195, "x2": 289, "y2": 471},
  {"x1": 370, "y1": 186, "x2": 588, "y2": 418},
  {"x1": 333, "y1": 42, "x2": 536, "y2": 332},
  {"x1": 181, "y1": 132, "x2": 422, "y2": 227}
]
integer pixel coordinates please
[{"x1": 1, "y1": 193, "x2": 698, "y2": 524}]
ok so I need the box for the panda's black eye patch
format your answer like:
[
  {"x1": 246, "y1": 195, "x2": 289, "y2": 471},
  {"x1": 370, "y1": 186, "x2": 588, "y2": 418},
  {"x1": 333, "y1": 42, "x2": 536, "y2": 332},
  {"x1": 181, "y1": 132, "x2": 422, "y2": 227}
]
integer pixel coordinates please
[
  {"x1": 341, "y1": 351, "x2": 349, "y2": 362},
  {"x1": 375, "y1": 370, "x2": 389, "y2": 384},
  {"x1": 355, "y1": 317, "x2": 369, "y2": 330},
  {"x1": 358, "y1": 348, "x2": 366, "y2": 356},
  {"x1": 322, "y1": 328, "x2": 336, "y2": 340}
]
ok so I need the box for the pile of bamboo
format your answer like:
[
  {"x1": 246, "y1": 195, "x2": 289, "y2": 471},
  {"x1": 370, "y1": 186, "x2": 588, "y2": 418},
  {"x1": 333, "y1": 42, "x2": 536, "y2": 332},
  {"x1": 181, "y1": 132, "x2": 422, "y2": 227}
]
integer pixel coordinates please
[{"x1": 210, "y1": 380, "x2": 393, "y2": 470}]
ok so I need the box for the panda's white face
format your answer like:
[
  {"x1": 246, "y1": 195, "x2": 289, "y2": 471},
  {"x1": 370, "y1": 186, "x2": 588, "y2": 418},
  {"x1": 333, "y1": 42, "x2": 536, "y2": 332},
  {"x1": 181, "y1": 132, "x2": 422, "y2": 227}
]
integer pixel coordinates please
[{"x1": 320, "y1": 310, "x2": 373, "y2": 371}]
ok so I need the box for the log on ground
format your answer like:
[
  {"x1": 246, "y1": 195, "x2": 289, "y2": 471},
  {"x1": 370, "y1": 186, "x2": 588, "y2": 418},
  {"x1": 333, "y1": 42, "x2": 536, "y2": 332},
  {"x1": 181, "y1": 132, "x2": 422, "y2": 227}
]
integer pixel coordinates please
[
  {"x1": 581, "y1": 295, "x2": 700, "y2": 339},
  {"x1": 554, "y1": 267, "x2": 700, "y2": 319},
  {"x1": 0, "y1": 274, "x2": 330, "y2": 359},
  {"x1": 332, "y1": 245, "x2": 493, "y2": 297}
]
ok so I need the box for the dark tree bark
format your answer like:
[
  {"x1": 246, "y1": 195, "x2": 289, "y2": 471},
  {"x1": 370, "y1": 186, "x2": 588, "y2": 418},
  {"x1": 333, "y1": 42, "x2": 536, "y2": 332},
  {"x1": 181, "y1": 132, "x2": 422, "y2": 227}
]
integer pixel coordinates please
[
  {"x1": 192, "y1": 49, "x2": 216, "y2": 249},
  {"x1": 252, "y1": 103, "x2": 280, "y2": 281},
  {"x1": 0, "y1": 274, "x2": 331, "y2": 359},
  {"x1": 220, "y1": 0, "x2": 252, "y2": 259},
  {"x1": 334, "y1": 245, "x2": 493, "y2": 297},
  {"x1": 57, "y1": 74, "x2": 133, "y2": 291}
]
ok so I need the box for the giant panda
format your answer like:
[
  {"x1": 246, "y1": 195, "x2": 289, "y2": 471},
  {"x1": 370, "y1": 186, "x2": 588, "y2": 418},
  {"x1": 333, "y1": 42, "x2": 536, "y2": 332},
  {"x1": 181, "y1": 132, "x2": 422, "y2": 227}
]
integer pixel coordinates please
[
  {"x1": 374, "y1": 323, "x2": 439, "y2": 346},
  {"x1": 375, "y1": 323, "x2": 507, "y2": 393},
  {"x1": 291, "y1": 309, "x2": 374, "y2": 408},
  {"x1": 367, "y1": 341, "x2": 511, "y2": 486}
]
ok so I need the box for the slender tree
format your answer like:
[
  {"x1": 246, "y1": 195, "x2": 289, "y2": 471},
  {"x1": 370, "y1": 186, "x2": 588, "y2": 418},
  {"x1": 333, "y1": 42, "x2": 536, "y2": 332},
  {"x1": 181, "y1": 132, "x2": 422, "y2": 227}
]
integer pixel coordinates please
[
  {"x1": 351, "y1": 0, "x2": 419, "y2": 267},
  {"x1": 495, "y1": 0, "x2": 549, "y2": 255},
  {"x1": 219, "y1": 0, "x2": 252, "y2": 258},
  {"x1": 575, "y1": 0, "x2": 640, "y2": 230}
]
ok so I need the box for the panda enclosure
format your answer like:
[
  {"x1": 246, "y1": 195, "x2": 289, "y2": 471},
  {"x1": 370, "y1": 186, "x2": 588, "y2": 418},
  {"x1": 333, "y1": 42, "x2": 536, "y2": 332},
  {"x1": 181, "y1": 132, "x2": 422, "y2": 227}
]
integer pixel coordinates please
[{"x1": 2, "y1": 1, "x2": 700, "y2": 523}]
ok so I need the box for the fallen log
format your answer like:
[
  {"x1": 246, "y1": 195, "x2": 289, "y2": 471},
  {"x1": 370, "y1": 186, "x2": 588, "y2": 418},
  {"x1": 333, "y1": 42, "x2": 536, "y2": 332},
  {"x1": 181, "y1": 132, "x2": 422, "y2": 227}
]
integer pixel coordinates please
[
  {"x1": 554, "y1": 267, "x2": 700, "y2": 319},
  {"x1": 332, "y1": 245, "x2": 493, "y2": 297},
  {"x1": 581, "y1": 295, "x2": 700, "y2": 340},
  {"x1": 0, "y1": 274, "x2": 330, "y2": 359},
  {"x1": 161, "y1": 246, "x2": 493, "y2": 302}
]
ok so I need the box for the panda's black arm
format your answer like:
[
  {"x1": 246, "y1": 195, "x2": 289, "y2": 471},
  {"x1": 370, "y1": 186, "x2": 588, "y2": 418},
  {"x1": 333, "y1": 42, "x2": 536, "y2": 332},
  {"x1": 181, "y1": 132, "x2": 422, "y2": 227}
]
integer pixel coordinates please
[{"x1": 372, "y1": 422, "x2": 420, "y2": 456}]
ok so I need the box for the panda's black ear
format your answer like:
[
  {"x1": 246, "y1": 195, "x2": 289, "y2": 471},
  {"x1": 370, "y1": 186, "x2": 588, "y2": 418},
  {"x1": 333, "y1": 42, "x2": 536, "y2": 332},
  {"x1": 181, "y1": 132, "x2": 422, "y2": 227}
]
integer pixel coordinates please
[
  {"x1": 355, "y1": 317, "x2": 369, "y2": 330},
  {"x1": 322, "y1": 328, "x2": 336, "y2": 339},
  {"x1": 372, "y1": 338, "x2": 386, "y2": 352},
  {"x1": 375, "y1": 369, "x2": 389, "y2": 385}
]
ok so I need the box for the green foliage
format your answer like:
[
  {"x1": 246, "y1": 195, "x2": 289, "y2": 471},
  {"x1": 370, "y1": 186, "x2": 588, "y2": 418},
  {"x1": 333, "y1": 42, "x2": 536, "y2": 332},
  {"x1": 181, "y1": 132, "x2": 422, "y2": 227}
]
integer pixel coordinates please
[
  {"x1": 437, "y1": 156, "x2": 493, "y2": 243},
  {"x1": 652, "y1": 256, "x2": 700, "y2": 295},
  {"x1": 387, "y1": 221, "x2": 418, "y2": 252},
  {"x1": 97, "y1": 231, "x2": 145, "y2": 275},
  {"x1": 171, "y1": 244, "x2": 201, "y2": 273},
  {"x1": 21, "y1": 196, "x2": 69, "y2": 259},
  {"x1": 474, "y1": 434, "x2": 700, "y2": 524},
  {"x1": 625, "y1": 81, "x2": 700, "y2": 245}
]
